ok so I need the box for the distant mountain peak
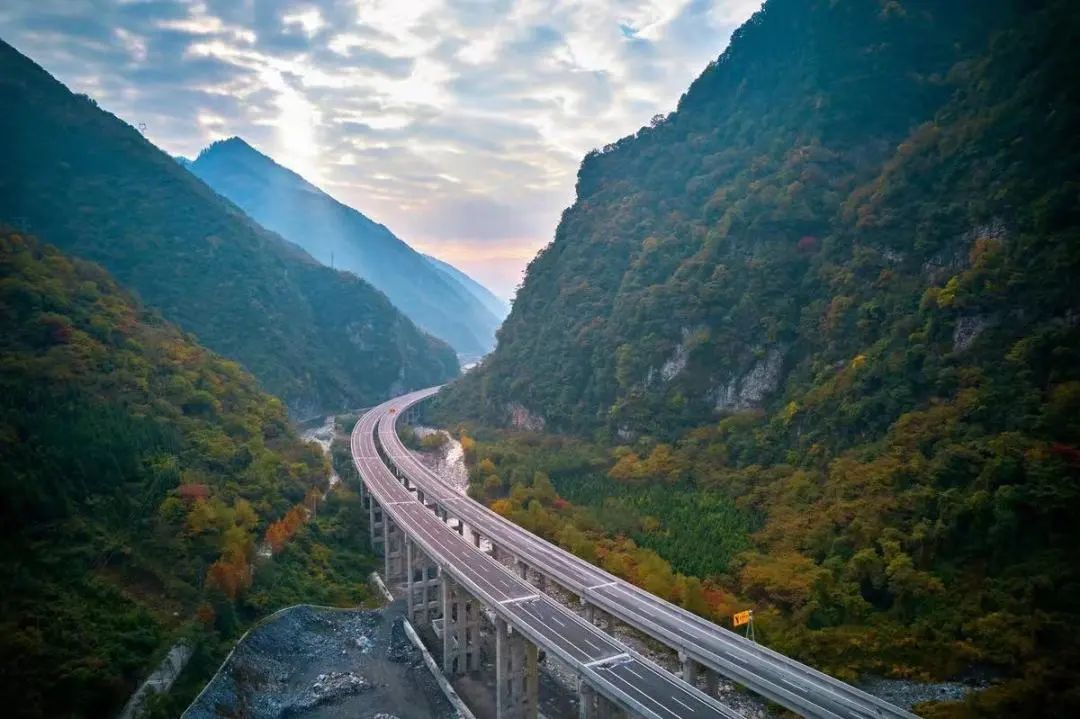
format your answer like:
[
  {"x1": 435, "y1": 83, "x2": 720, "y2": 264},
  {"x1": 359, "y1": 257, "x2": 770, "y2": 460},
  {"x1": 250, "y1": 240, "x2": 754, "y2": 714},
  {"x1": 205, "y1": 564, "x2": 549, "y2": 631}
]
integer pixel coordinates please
[
  {"x1": 187, "y1": 139, "x2": 506, "y2": 358},
  {"x1": 194, "y1": 135, "x2": 324, "y2": 196},
  {"x1": 197, "y1": 135, "x2": 255, "y2": 157}
]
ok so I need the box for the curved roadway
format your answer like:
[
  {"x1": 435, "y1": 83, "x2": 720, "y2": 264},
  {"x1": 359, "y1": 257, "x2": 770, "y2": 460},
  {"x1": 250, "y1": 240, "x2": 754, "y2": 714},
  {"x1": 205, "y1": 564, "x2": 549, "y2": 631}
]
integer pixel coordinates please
[
  {"x1": 351, "y1": 395, "x2": 743, "y2": 719},
  {"x1": 376, "y1": 387, "x2": 920, "y2": 719}
]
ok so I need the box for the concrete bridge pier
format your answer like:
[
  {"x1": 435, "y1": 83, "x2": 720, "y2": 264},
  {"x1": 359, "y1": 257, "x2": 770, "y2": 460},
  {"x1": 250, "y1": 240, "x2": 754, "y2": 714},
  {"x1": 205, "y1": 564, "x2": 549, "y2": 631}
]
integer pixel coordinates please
[
  {"x1": 406, "y1": 540, "x2": 442, "y2": 625},
  {"x1": 495, "y1": 617, "x2": 538, "y2": 719},
  {"x1": 580, "y1": 602, "x2": 612, "y2": 630},
  {"x1": 440, "y1": 574, "x2": 482, "y2": 676},
  {"x1": 369, "y1": 499, "x2": 384, "y2": 552},
  {"x1": 383, "y1": 516, "x2": 405, "y2": 586},
  {"x1": 705, "y1": 668, "x2": 720, "y2": 697},
  {"x1": 515, "y1": 560, "x2": 529, "y2": 579},
  {"x1": 679, "y1": 651, "x2": 699, "y2": 685},
  {"x1": 472, "y1": 528, "x2": 482, "y2": 548},
  {"x1": 577, "y1": 681, "x2": 620, "y2": 719}
]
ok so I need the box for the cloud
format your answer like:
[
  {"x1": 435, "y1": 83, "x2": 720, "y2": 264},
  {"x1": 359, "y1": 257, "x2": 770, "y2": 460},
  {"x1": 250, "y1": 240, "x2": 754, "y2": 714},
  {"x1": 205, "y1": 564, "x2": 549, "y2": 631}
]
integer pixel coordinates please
[{"x1": 0, "y1": 0, "x2": 758, "y2": 300}]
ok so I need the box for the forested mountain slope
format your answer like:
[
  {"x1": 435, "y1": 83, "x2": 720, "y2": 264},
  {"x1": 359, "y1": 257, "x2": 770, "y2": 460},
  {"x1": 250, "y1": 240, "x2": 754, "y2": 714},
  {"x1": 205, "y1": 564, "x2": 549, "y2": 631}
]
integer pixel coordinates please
[
  {"x1": 0, "y1": 233, "x2": 370, "y2": 717},
  {"x1": 443, "y1": 0, "x2": 1075, "y2": 436},
  {"x1": 0, "y1": 40, "x2": 458, "y2": 415},
  {"x1": 188, "y1": 138, "x2": 503, "y2": 358},
  {"x1": 438, "y1": 1, "x2": 1080, "y2": 715}
]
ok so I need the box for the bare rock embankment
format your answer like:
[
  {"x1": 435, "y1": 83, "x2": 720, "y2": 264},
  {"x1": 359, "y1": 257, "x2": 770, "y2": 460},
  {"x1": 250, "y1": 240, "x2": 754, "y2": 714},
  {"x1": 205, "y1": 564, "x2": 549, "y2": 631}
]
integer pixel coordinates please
[{"x1": 183, "y1": 604, "x2": 454, "y2": 719}]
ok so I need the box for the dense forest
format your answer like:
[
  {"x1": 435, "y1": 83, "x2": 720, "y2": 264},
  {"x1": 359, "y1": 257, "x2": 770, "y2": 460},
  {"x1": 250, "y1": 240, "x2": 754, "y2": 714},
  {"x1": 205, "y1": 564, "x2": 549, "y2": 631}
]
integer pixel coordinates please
[
  {"x1": 0, "y1": 40, "x2": 458, "y2": 416},
  {"x1": 0, "y1": 233, "x2": 375, "y2": 718},
  {"x1": 188, "y1": 137, "x2": 504, "y2": 359},
  {"x1": 436, "y1": 0, "x2": 1080, "y2": 716}
]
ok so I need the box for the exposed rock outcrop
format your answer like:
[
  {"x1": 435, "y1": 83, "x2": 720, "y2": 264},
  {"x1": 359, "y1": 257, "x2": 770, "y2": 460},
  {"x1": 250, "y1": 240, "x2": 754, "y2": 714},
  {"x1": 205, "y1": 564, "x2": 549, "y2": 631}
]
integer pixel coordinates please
[
  {"x1": 507, "y1": 402, "x2": 546, "y2": 431},
  {"x1": 714, "y1": 348, "x2": 784, "y2": 412}
]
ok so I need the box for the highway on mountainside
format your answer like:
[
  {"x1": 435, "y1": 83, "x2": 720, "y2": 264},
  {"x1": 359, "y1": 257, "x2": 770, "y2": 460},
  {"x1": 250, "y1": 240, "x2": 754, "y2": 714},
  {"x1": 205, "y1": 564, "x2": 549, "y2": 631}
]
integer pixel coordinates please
[
  {"x1": 376, "y1": 387, "x2": 922, "y2": 719},
  {"x1": 351, "y1": 397, "x2": 744, "y2": 719}
]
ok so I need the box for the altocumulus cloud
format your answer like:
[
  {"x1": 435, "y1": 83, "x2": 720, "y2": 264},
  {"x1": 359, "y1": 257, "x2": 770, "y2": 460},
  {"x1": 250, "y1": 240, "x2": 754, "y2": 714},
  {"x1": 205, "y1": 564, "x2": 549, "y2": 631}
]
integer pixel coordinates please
[{"x1": 0, "y1": 0, "x2": 760, "y2": 298}]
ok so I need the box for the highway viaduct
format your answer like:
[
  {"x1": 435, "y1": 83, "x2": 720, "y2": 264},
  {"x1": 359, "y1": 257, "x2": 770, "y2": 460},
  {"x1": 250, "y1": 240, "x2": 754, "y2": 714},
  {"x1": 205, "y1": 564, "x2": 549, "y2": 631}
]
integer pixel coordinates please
[
  {"x1": 352, "y1": 388, "x2": 919, "y2": 719},
  {"x1": 352, "y1": 396, "x2": 744, "y2": 719}
]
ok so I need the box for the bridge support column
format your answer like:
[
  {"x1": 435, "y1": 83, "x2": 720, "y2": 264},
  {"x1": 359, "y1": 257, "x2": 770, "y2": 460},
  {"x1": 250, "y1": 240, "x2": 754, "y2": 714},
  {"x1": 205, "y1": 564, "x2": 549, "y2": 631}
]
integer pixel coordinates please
[
  {"x1": 406, "y1": 539, "x2": 416, "y2": 620},
  {"x1": 705, "y1": 669, "x2": 720, "y2": 696},
  {"x1": 577, "y1": 682, "x2": 619, "y2": 719},
  {"x1": 440, "y1": 575, "x2": 480, "y2": 676},
  {"x1": 406, "y1": 545, "x2": 442, "y2": 625},
  {"x1": 515, "y1": 560, "x2": 528, "y2": 579},
  {"x1": 472, "y1": 529, "x2": 482, "y2": 548},
  {"x1": 584, "y1": 603, "x2": 595, "y2": 624},
  {"x1": 578, "y1": 682, "x2": 594, "y2": 719},
  {"x1": 370, "y1": 501, "x2": 384, "y2": 552},
  {"x1": 495, "y1": 617, "x2": 538, "y2": 719},
  {"x1": 679, "y1": 651, "x2": 698, "y2": 685},
  {"x1": 384, "y1": 517, "x2": 404, "y2": 587}
]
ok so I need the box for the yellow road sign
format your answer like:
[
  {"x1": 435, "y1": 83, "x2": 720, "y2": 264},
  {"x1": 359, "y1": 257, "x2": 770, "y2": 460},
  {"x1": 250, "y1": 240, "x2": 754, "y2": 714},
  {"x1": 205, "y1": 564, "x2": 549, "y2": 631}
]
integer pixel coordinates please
[{"x1": 733, "y1": 610, "x2": 752, "y2": 628}]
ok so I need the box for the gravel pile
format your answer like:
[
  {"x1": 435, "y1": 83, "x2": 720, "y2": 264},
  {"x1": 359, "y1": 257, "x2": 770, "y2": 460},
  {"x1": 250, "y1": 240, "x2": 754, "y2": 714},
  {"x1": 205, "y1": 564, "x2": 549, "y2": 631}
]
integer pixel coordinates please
[
  {"x1": 184, "y1": 604, "x2": 455, "y2": 719},
  {"x1": 859, "y1": 675, "x2": 991, "y2": 710}
]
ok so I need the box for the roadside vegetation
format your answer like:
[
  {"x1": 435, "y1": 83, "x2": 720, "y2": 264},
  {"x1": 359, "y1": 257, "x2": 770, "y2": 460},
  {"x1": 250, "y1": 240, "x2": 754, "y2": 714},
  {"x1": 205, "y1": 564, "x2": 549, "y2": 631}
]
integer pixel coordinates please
[{"x1": 0, "y1": 234, "x2": 376, "y2": 718}]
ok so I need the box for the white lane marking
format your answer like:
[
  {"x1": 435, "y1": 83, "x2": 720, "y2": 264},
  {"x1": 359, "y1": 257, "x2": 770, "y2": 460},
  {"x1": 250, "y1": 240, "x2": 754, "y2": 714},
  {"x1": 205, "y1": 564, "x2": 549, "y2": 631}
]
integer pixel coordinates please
[
  {"x1": 588, "y1": 581, "x2": 618, "y2": 589},
  {"x1": 624, "y1": 666, "x2": 644, "y2": 680},
  {"x1": 601, "y1": 669, "x2": 683, "y2": 719},
  {"x1": 498, "y1": 594, "x2": 540, "y2": 605},
  {"x1": 550, "y1": 616, "x2": 566, "y2": 628},
  {"x1": 671, "y1": 696, "x2": 695, "y2": 712},
  {"x1": 511, "y1": 602, "x2": 593, "y2": 663},
  {"x1": 582, "y1": 638, "x2": 604, "y2": 653}
]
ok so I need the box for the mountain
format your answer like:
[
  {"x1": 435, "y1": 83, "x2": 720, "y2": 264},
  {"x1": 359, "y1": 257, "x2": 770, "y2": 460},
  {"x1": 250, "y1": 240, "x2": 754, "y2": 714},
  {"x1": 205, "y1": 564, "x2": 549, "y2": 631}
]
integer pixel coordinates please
[
  {"x1": 0, "y1": 39, "x2": 458, "y2": 416},
  {"x1": 187, "y1": 137, "x2": 504, "y2": 358},
  {"x1": 424, "y1": 253, "x2": 510, "y2": 320},
  {"x1": 438, "y1": 1, "x2": 1080, "y2": 715},
  {"x1": 0, "y1": 232, "x2": 369, "y2": 717}
]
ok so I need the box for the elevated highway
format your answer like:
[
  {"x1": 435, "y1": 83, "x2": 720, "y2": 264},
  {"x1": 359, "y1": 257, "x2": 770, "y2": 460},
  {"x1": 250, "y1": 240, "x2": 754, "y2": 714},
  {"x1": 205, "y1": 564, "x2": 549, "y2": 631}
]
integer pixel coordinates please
[
  {"x1": 351, "y1": 396, "x2": 744, "y2": 719},
  {"x1": 373, "y1": 387, "x2": 920, "y2": 719}
]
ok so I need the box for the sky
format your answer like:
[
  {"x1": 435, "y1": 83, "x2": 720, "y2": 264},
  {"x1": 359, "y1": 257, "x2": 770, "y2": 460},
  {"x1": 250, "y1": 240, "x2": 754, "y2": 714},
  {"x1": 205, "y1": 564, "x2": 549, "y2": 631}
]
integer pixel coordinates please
[{"x1": 0, "y1": 0, "x2": 759, "y2": 299}]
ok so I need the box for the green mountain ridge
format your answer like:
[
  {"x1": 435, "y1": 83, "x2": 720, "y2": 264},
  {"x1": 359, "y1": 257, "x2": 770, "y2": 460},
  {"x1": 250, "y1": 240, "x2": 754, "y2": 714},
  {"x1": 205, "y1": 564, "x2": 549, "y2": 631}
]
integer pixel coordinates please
[
  {"x1": 0, "y1": 39, "x2": 459, "y2": 415},
  {"x1": 187, "y1": 136, "x2": 504, "y2": 359},
  {"x1": 0, "y1": 231, "x2": 374, "y2": 718},
  {"x1": 437, "y1": 0, "x2": 1080, "y2": 715}
]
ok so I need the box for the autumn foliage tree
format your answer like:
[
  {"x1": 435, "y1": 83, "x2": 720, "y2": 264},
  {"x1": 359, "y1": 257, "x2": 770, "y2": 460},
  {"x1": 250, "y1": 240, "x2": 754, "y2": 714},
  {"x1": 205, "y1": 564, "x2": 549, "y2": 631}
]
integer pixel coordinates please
[{"x1": 265, "y1": 505, "x2": 308, "y2": 554}]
